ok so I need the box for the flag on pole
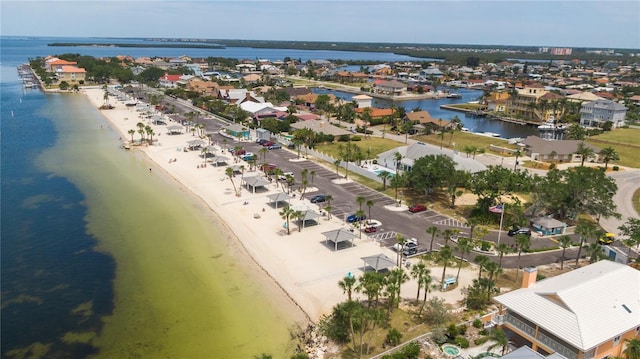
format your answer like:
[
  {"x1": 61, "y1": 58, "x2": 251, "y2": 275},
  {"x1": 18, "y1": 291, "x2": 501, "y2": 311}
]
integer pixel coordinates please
[{"x1": 489, "y1": 204, "x2": 503, "y2": 213}]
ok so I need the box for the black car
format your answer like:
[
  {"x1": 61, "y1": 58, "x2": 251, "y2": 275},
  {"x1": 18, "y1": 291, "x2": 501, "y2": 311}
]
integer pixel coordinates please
[
  {"x1": 508, "y1": 227, "x2": 532, "y2": 237},
  {"x1": 403, "y1": 243, "x2": 418, "y2": 256},
  {"x1": 310, "y1": 194, "x2": 326, "y2": 203}
]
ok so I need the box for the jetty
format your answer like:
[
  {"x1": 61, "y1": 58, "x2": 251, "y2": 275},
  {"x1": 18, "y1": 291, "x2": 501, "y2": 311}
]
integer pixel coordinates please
[
  {"x1": 440, "y1": 104, "x2": 539, "y2": 126},
  {"x1": 17, "y1": 64, "x2": 41, "y2": 90}
]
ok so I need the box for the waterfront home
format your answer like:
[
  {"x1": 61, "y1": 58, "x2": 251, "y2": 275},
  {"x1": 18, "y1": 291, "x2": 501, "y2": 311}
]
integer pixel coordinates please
[
  {"x1": 520, "y1": 135, "x2": 600, "y2": 163},
  {"x1": 493, "y1": 261, "x2": 640, "y2": 359},
  {"x1": 579, "y1": 98, "x2": 628, "y2": 129},
  {"x1": 352, "y1": 94, "x2": 373, "y2": 108},
  {"x1": 373, "y1": 79, "x2": 407, "y2": 96},
  {"x1": 44, "y1": 57, "x2": 78, "y2": 72},
  {"x1": 56, "y1": 65, "x2": 86, "y2": 84},
  {"x1": 507, "y1": 82, "x2": 548, "y2": 122},
  {"x1": 159, "y1": 73, "x2": 182, "y2": 88},
  {"x1": 404, "y1": 111, "x2": 453, "y2": 132}
]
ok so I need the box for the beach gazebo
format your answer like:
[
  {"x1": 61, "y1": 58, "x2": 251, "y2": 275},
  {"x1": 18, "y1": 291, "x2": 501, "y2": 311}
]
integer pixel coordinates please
[
  {"x1": 292, "y1": 204, "x2": 320, "y2": 228},
  {"x1": 361, "y1": 254, "x2": 396, "y2": 272},
  {"x1": 266, "y1": 192, "x2": 292, "y2": 208},
  {"x1": 167, "y1": 125, "x2": 184, "y2": 135},
  {"x1": 321, "y1": 228, "x2": 358, "y2": 251},
  {"x1": 242, "y1": 176, "x2": 270, "y2": 193},
  {"x1": 210, "y1": 155, "x2": 230, "y2": 167},
  {"x1": 187, "y1": 139, "x2": 206, "y2": 150}
]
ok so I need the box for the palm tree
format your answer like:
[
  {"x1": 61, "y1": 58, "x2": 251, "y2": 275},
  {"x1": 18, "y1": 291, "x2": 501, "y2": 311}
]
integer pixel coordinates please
[
  {"x1": 356, "y1": 271, "x2": 385, "y2": 308},
  {"x1": 200, "y1": 147, "x2": 209, "y2": 166},
  {"x1": 325, "y1": 195, "x2": 333, "y2": 219},
  {"x1": 310, "y1": 170, "x2": 316, "y2": 185},
  {"x1": 623, "y1": 338, "x2": 640, "y2": 359},
  {"x1": 513, "y1": 150, "x2": 522, "y2": 170},
  {"x1": 294, "y1": 210, "x2": 305, "y2": 232},
  {"x1": 395, "y1": 234, "x2": 407, "y2": 267},
  {"x1": 128, "y1": 129, "x2": 135, "y2": 143},
  {"x1": 495, "y1": 242, "x2": 512, "y2": 269},
  {"x1": 599, "y1": 146, "x2": 619, "y2": 170},
  {"x1": 442, "y1": 228, "x2": 458, "y2": 246},
  {"x1": 587, "y1": 242, "x2": 605, "y2": 263},
  {"x1": 474, "y1": 254, "x2": 490, "y2": 280},
  {"x1": 576, "y1": 142, "x2": 595, "y2": 166},
  {"x1": 418, "y1": 269, "x2": 434, "y2": 316},
  {"x1": 436, "y1": 245, "x2": 454, "y2": 290},
  {"x1": 575, "y1": 219, "x2": 596, "y2": 266},
  {"x1": 515, "y1": 233, "x2": 531, "y2": 281},
  {"x1": 338, "y1": 275, "x2": 357, "y2": 301},
  {"x1": 355, "y1": 209, "x2": 366, "y2": 238},
  {"x1": 557, "y1": 235, "x2": 572, "y2": 270},
  {"x1": 259, "y1": 147, "x2": 268, "y2": 165},
  {"x1": 466, "y1": 218, "x2": 479, "y2": 242},
  {"x1": 366, "y1": 199, "x2": 374, "y2": 223},
  {"x1": 410, "y1": 261, "x2": 428, "y2": 300},
  {"x1": 426, "y1": 226, "x2": 440, "y2": 252},
  {"x1": 377, "y1": 170, "x2": 391, "y2": 191},
  {"x1": 279, "y1": 205, "x2": 295, "y2": 235},
  {"x1": 355, "y1": 195, "x2": 366, "y2": 216},
  {"x1": 455, "y1": 237, "x2": 473, "y2": 282},
  {"x1": 225, "y1": 167, "x2": 237, "y2": 196},
  {"x1": 487, "y1": 328, "x2": 509, "y2": 355}
]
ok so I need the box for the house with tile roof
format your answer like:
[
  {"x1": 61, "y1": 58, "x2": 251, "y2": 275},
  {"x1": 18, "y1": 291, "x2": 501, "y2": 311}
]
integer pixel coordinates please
[
  {"x1": 56, "y1": 65, "x2": 86, "y2": 84},
  {"x1": 493, "y1": 261, "x2": 640, "y2": 359},
  {"x1": 579, "y1": 99, "x2": 627, "y2": 129},
  {"x1": 373, "y1": 80, "x2": 407, "y2": 96}
]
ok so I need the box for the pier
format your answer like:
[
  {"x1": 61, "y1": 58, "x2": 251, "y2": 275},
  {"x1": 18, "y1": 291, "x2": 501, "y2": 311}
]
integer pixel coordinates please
[
  {"x1": 440, "y1": 104, "x2": 539, "y2": 127},
  {"x1": 17, "y1": 64, "x2": 41, "y2": 90}
]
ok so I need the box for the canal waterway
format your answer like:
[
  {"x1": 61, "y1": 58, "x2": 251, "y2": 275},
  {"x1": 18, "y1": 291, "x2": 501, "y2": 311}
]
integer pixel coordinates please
[{"x1": 312, "y1": 87, "x2": 539, "y2": 139}]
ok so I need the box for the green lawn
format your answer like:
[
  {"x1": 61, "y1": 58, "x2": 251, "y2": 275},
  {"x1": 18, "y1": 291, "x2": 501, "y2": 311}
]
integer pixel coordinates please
[
  {"x1": 586, "y1": 128, "x2": 640, "y2": 168},
  {"x1": 314, "y1": 136, "x2": 404, "y2": 159}
]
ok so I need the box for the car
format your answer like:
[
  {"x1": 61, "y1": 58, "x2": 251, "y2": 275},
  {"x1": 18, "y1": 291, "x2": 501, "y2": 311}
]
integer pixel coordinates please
[
  {"x1": 262, "y1": 140, "x2": 275, "y2": 147},
  {"x1": 233, "y1": 149, "x2": 246, "y2": 156},
  {"x1": 256, "y1": 139, "x2": 268, "y2": 145},
  {"x1": 346, "y1": 214, "x2": 366, "y2": 223},
  {"x1": 508, "y1": 227, "x2": 532, "y2": 237},
  {"x1": 268, "y1": 143, "x2": 282, "y2": 150},
  {"x1": 310, "y1": 194, "x2": 326, "y2": 203},
  {"x1": 241, "y1": 153, "x2": 256, "y2": 161},
  {"x1": 278, "y1": 171, "x2": 294, "y2": 181},
  {"x1": 393, "y1": 237, "x2": 418, "y2": 251},
  {"x1": 598, "y1": 232, "x2": 615, "y2": 245},
  {"x1": 364, "y1": 219, "x2": 382, "y2": 229},
  {"x1": 408, "y1": 204, "x2": 427, "y2": 213},
  {"x1": 287, "y1": 143, "x2": 296, "y2": 149},
  {"x1": 403, "y1": 242, "x2": 418, "y2": 256},
  {"x1": 364, "y1": 226, "x2": 377, "y2": 233},
  {"x1": 261, "y1": 164, "x2": 277, "y2": 173}
]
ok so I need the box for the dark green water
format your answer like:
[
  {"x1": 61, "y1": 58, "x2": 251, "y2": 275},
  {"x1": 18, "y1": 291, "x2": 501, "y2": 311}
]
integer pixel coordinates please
[{"x1": 1, "y1": 85, "x2": 306, "y2": 357}]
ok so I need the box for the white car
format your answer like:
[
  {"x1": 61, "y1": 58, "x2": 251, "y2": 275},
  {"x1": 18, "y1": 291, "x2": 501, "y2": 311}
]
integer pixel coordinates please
[
  {"x1": 364, "y1": 219, "x2": 382, "y2": 228},
  {"x1": 393, "y1": 237, "x2": 418, "y2": 251},
  {"x1": 279, "y1": 172, "x2": 294, "y2": 181}
]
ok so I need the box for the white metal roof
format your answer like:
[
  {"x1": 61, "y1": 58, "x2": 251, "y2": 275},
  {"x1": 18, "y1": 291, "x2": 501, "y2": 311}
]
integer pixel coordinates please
[{"x1": 494, "y1": 261, "x2": 640, "y2": 351}]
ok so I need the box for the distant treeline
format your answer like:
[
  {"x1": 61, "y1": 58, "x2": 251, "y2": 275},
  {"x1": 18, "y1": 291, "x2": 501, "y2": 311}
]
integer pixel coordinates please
[{"x1": 48, "y1": 43, "x2": 225, "y2": 49}]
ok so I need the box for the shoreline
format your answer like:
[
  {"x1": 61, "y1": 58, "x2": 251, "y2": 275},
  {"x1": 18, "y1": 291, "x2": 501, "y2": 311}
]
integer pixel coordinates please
[{"x1": 81, "y1": 86, "x2": 480, "y2": 322}]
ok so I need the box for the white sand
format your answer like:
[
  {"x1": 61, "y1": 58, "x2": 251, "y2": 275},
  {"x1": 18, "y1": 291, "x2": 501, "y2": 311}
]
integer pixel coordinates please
[{"x1": 84, "y1": 87, "x2": 478, "y2": 320}]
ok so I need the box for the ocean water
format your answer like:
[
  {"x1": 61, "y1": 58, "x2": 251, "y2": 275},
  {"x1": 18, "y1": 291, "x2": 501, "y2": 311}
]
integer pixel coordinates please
[{"x1": 2, "y1": 43, "x2": 305, "y2": 357}]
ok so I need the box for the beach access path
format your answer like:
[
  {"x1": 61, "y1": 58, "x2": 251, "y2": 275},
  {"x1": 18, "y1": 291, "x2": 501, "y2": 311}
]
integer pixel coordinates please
[{"x1": 83, "y1": 87, "x2": 478, "y2": 321}]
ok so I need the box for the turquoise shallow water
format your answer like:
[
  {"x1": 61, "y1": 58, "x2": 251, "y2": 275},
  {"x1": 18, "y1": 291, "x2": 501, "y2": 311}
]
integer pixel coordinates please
[{"x1": 2, "y1": 80, "x2": 306, "y2": 357}]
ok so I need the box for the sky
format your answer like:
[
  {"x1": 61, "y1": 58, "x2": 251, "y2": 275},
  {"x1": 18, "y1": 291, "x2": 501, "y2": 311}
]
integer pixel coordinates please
[{"x1": 2, "y1": 1, "x2": 639, "y2": 49}]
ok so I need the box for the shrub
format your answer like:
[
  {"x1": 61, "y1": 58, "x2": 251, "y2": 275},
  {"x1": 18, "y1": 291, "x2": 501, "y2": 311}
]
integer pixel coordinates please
[
  {"x1": 351, "y1": 135, "x2": 362, "y2": 141},
  {"x1": 472, "y1": 319, "x2": 483, "y2": 329},
  {"x1": 457, "y1": 324, "x2": 467, "y2": 335},
  {"x1": 382, "y1": 341, "x2": 421, "y2": 359},
  {"x1": 474, "y1": 337, "x2": 489, "y2": 345},
  {"x1": 447, "y1": 323, "x2": 459, "y2": 340},
  {"x1": 613, "y1": 166, "x2": 619, "y2": 171},
  {"x1": 386, "y1": 327, "x2": 403, "y2": 346},
  {"x1": 480, "y1": 241, "x2": 492, "y2": 251},
  {"x1": 454, "y1": 336, "x2": 470, "y2": 349}
]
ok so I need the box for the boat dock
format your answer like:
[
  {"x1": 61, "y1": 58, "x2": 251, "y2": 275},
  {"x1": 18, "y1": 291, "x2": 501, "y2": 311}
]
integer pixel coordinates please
[
  {"x1": 440, "y1": 104, "x2": 538, "y2": 126},
  {"x1": 17, "y1": 64, "x2": 41, "y2": 90}
]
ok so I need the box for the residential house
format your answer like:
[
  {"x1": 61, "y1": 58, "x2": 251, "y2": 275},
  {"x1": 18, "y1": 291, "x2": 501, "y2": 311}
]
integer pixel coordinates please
[
  {"x1": 45, "y1": 58, "x2": 77, "y2": 72},
  {"x1": 56, "y1": 65, "x2": 86, "y2": 84},
  {"x1": 352, "y1": 94, "x2": 373, "y2": 108},
  {"x1": 507, "y1": 83, "x2": 548, "y2": 122},
  {"x1": 580, "y1": 99, "x2": 627, "y2": 129},
  {"x1": 493, "y1": 261, "x2": 640, "y2": 359},
  {"x1": 159, "y1": 73, "x2": 182, "y2": 88},
  {"x1": 520, "y1": 136, "x2": 600, "y2": 163},
  {"x1": 373, "y1": 79, "x2": 407, "y2": 96},
  {"x1": 404, "y1": 111, "x2": 453, "y2": 133}
]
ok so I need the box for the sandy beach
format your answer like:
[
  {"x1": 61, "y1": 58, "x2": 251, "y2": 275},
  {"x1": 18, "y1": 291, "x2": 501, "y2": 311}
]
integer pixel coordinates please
[{"x1": 83, "y1": 87, "x2": 478, "y2": 321}]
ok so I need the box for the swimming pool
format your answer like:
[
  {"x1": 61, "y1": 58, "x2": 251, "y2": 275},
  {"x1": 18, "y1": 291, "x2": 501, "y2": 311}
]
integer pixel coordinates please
[{"x1": 442, "y1": 344, "x2": 461, "y2": 356}]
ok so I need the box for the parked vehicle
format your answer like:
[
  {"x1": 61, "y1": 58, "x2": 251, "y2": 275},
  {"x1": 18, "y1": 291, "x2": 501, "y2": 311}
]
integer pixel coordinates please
[
  {"x1": 346, "y1": 214, "x2": 366, "y2": 223},
  {"x1": 256, "y1": 139, "x2": 269, "y2": 145},
  {"x1": 508, "y1": 227, "x2": 532, "y2": 237},
  {"x1": 393, "y1": 237, "x2": 417, "y2": 251},
  {"x1": 241, "y1": 153, "x2": 256, "y2": 161},
  {"x1": 364, "y1": 226, "x2": 377, "y2": 233},
  {"x1": 408, "y1": 204, "x2": 427, "y2": 213},
  {"x1": 234, "y1": 149, "x2": 246, "y2": 156},
  {"x1": 310, "y1": 194, "x2": 326, "y2": 203},
  {"x1": 268, "y1": 143, "x2": 282, "y2": 150},
  {"x1": 403, "y1": 242, "x2": 418, "y2": 256},
  {"x1": 262, "y1": 141, "x2": 275, "y2": 147},
  {"x1": 279, "y1": 172, "x2": 294, "y2": 181},
  {"x1": 598, "y1": 232, "x2": 615, "y2": 245},
  {"x1": 261, "y1": 164, "x2": 277, "y2": 173}
]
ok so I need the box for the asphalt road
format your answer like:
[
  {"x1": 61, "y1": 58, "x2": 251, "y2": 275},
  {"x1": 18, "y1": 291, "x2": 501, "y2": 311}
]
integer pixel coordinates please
[{"x1": 131, "y1": 88, "x2": 638, "y2": 269}]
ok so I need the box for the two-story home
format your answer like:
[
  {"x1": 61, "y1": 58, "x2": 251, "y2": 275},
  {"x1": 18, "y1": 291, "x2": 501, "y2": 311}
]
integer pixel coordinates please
[
  {"x1": 580, "y1": 99, "x2": 628, "y2": 129},
  {"x1": 493, "y1": 261, "x2": 640, "y2": 359}
]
